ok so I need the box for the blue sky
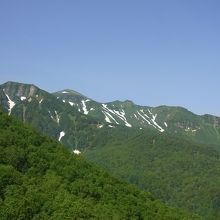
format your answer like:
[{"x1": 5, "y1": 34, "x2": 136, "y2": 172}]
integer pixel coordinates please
[{"x1": 0, "y1": 0, "x2": 219, "y2": 116}]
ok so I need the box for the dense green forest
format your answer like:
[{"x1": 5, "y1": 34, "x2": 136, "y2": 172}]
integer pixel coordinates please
[
  {"x1": 0, "y1": 111, "x2": 200, "y2": 219},
  {"x1": 85, "y1": 127, "x2": 220, "y2": 219}
]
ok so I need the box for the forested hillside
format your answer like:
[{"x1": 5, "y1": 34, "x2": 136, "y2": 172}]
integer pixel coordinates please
[
  {"x1": 0, "y1": 111, "x2": 200, "y2": 219},
  {"x1": 85, "y1": 127, "x2": 220, "y2": 219}
]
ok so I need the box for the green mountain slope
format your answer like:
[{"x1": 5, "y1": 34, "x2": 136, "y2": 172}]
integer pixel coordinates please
[
  {"x1": 84, "y1": 127, "x2": 220, "y2": 219},
  {"x1": 55, "y1": 88, "x2": 220, "y2": 146},
  {"x1": 0, "y1": 111, "x2": 200, "y2": 219},
  {"x1": 0, "y1": 81, "x2": 100, "y2": 151},
  {"x1": 1, "y1": 81, "x2": 220, "y2": 147}
]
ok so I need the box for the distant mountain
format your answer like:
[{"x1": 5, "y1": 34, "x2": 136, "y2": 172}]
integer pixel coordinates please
[
  {"x1": 55, "y1": 86, "x2": 220, "y2": 147},
  {"x1": 54, "y1": 87, "x2": 220, "y2": 145},
  {"x1": 1, "y1": 81, "x2": 220, "y2": 147},
  {"x1": 0, "y1": 81, "x2": 100, "y2": 150}
]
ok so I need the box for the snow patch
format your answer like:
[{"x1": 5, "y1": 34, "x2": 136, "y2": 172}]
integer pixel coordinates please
[
  {"x1": 73, "y1": 149, "x2": 81, "y2": 155},
  {"x1": 148, "y1": 109, "x2": 153, "y2": 115},
  {"x1": 98, "y1": 124, "x2": 104, "y2": 128},
  {"x1": 62, "y1": 91, "x2": 69, "y2": 94},
  {"x1": 102, "y1": 104, "x2": 120, "y2": 124},
  {"x1": 108, "y1": 125, "x2": 115, "y2": 128},
  {"x1": 20, "y1": 96, "x2": 26, "y2": 101},
  {"x1": 164, "y1": 122, "x2": 168, "y2": 127},
  {"x1": 102, "y1": 104, "x2": 108, "y2": 109},
  {"x1": 117, "y1": 110, "x2": 132, "y2": 127},
  {"x1": 104, "y1": 111, "x2": 119, "y2": 124},
  {"x1": 102, "y1": 105, "x2": 119, "y2": 124},
  {"x1": 140, "y1": 109, "x2": 149, "y2": 118},
  {"x1": 137, "y1": 111, "x2": 151, "y2": 125},
  {"x1": 3, "y1": 90, "x2": 15, "y2": 115},
  {"x1": 104, "y1": 106, "x2": 131, "y2": 127},
  {"x1": 137, "y1": 110, "x2": 164, "y2": 132},
  {"x1": 81, "y1": 100, "x2": 89, "y2": 115},
  {"x1": 150, "y1": 113, "x2": 164, "y2": 133},
  {"x1": 39, "y1": 99, "x2": 43, "y2": 104},
  {"x1": 69, "y1": 101, "x2": 74, "y2": 106},
  {"x1": 55, "y1": 111, "x2": 60, "y2": 124},
  {"x1": 103, "y1": 111, "x2": 111, "y2": 123},
  {"x1": 185, "y1": 127, "x2": 198, "y2": 133},
  {"x1": 58, "y1": 131, "x2": 65, "y2": 141},
  {"x1": 62, "y1": 100, "x2": 66, "y2": 103}
]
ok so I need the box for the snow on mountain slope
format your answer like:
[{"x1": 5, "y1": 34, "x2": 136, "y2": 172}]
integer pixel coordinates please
[
  {"x1": 81, "y1": 99, "x2": 90, "y2": 115},
  {"x1": 20, "y1": 96, "x2": 27, "y2": 101},
  {"x1": 58, "y1": 131, "x2": 65, "y2": 141},
  {"x1": 3, "y1": 89, "x2": 16, "y2": 115},
  {"x1": 1, "y1": 82, "x2": 220, "y2": 147},
  {"x1": 55, "y1": 90, "x2": 166, "y2": 132}
]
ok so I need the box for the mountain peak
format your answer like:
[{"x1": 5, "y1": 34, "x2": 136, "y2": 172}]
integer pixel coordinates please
[
  {"x1": 3, "y1": 81, "x2": 38, "y2": 89},
  {"x1": 53, "y1": 89, "x2": 91, "y2": 103},
  {"x1": 56, "y1": 89, "x2": 86, "y2": 97},
  {"x1": 123, "y1": 99, "x2": 135, "y2": 104},
  {"x1": 1, "y1": 81, "x2": 40, "y2": 99}
]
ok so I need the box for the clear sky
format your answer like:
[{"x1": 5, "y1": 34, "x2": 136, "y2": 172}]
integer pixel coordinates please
[{"x1": 0, "y1": 0, "x2": 219, "y2": 116}]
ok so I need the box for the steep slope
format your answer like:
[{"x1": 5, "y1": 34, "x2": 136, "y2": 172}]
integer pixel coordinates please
[
  {"x1": 55, "y1": 89, "x2": 220, "y2": 146},
  {"x1": 54, "y1": 90, "x2": 165, "y2": 131},
  {"x1": 1, "y1": 81, "x2": 220, "y2": 147},
  {"x1": 0, "y1": 111, "x2": 200, "y2": 219},
  {"x1": 0, "y1": 81, "x2": 99, "y2": 151},
  {"x1": 84, "y1": 126, "x2": 220, "y2": 219}
]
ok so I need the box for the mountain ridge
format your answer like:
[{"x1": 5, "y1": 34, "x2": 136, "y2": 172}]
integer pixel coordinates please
[
  {"x1": 1, "y1": 81, "x2": 219, "y2": 118},
  {"x1": 54, "y1": 88, "x2": 219, "y2": 118},
  {"x1": 1, "y1": 81, "x2": 220, "y2": 147}
]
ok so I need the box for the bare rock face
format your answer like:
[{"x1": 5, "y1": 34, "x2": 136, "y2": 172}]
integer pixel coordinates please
[
  {"x1": 0, "y1": 89, "x2": 9, "y2": 112},
  {"x1": 2, "y1": 81, "x2": 39, "y2": 100}
]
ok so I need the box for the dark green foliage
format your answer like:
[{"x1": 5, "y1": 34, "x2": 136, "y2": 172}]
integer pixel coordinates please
[
  {"x1": 85, "y1": 127, "x2": 220, "y2": 219},
  {"x1": 0, "y1": 111, "x2": 200, "y2": 219}
]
